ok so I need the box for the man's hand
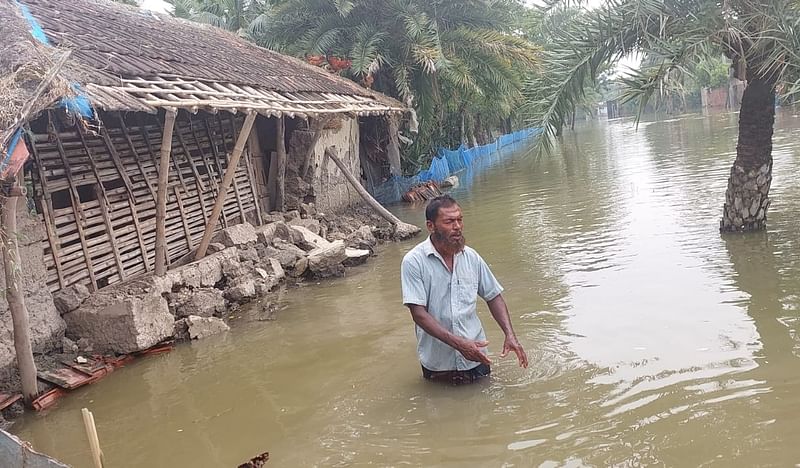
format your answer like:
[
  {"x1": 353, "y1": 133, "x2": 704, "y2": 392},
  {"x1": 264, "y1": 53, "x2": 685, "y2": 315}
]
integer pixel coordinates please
[
  {"x1": 455, "y1": 338, "x2": 492, "y2": 365},
  {"x1": 501, "y1": 334, "x2": 528, "y2": 368}
]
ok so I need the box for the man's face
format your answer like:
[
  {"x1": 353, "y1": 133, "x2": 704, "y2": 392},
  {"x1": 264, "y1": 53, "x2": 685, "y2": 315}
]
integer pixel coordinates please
[{"x1": 427, "y1": 204, "x2": 465, "y2": 250}]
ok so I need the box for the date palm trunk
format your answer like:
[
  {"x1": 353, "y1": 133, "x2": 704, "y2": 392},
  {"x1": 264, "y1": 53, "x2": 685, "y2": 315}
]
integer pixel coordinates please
[{"x1": 720, "y1": 76, "x2": 776, "y2": 232}]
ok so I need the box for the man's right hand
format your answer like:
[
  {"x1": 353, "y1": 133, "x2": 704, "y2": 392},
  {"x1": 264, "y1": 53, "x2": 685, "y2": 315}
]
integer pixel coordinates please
[{"x1": 455, "y1": 338, "x2": 492, "y2": 365}]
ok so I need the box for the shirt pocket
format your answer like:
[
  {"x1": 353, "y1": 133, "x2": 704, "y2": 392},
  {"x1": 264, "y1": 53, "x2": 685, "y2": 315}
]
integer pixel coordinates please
[{"x1": 456, "y1": 278, "x2": 478, "y2": 307}]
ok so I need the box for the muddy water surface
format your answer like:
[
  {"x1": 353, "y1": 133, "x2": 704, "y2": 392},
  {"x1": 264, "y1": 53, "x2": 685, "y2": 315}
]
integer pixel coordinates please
[{"x1": 13, "y1": 111, "x2": 800, "y2": 467}]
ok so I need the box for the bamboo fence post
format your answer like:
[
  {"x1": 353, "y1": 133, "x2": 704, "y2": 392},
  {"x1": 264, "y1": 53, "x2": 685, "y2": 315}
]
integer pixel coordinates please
[
  {"x1": 195, "y1": 111, "x2": 256, "y2": 260},
  {"x1": 81, "y1": 408, "x2": 103, "y2": 468},
  {"x1": 155, "y1": 109, "x2": 177, "y2": 277},
  {"x1": 1, "y1": 177, "x2": 39, "y2": 405},
  {"x1": 325, "y1": 147, "x2": 420, "y2": 238},
  {"x1": 275, "y1": 116, "x2": 287, "y2": 211}
]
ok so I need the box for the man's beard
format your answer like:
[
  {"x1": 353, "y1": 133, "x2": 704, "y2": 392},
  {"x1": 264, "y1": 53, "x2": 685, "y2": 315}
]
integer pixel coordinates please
[{"x1": 432, "y1": 229, "x2": 465, "y2": 252}]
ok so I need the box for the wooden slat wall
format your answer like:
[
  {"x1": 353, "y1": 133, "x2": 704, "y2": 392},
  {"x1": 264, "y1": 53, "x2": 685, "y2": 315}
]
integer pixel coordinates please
[{"x1": 28, "y1": 111, "x2": 258, "y2": 293}]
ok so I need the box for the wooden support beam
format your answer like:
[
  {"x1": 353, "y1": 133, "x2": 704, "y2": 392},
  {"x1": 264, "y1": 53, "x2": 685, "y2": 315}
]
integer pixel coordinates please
[
  {"x1": 94, "y1": 184, "x2": 125, "y2": 282},
  {"x1": 174, "y1": 186, "x2": 193, "y2": 250},
  {"x1": 75, "y1": 127, "x2": 111, "y2": 211},
  {"x1": 49, "y1": 114, "x2": 97, "y2": 290},
  {"x1": 174, "y1": 122, "x2": 207, "y2": 191},
  {"x1": 118, "y1": 113, "x2": 157, "y2": 202},
  {"x1": 225, "y1": 115, "x2": 247, "y2": 222},
  {"x1": 1, "y1": 177, "x2": 39, "y2": 405},
  {"x1": 243, "y1": 147, "x2": 263, "y2": 225},
  {"x1": 204, "y1": 118, "x2": 228, "y2": 228},
  {"x1": 155, "y1": 108, "x2": 177, "y2": 277},
  {"x1": 195, "y1": 111, "x2": 256, "y2": 260},
  {"x1": 27, "y1": 129, "x2": 65, "y2": 289},
  {"x1": 275, "y1": 116, "x2": 287, "y2": 211},
  {"x1": 99, "y1": 126, "x2": 138, "y2": 202},
  {"x1": 128, "y1": 201, "x2": 150, "y2": 273},
  {"x1": 325, "y1": 147, "x2": 420, "y2": 238},
  {"x1": 189, "y1": 120, "x2": 219, "y2": 191}
]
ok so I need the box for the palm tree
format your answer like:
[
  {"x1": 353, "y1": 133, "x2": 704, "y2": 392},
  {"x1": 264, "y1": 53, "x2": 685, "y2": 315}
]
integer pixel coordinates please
[
  {"x1": 259, "y1": 0, "x2": 539, "y2": 172},
  {"x1": 168, "y1": 0, "x2": 274, "y2": 38},
  {"x1": 526, "y1": 0, "x2": 800, "y2": 232}
]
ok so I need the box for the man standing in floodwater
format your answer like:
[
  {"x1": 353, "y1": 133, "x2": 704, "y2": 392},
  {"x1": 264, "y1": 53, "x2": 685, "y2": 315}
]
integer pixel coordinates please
[{"x1": 401, "y1": 195, "x2": 528, "y2": 384}]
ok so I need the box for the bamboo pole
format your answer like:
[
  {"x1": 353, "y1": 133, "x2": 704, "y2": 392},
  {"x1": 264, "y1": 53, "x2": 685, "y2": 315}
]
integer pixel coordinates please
[
  {"x1": 155, "y1": 108, "x2": 177, "y2": 276},
  {"x1": 195, "y1": 111, "x2": 256, "y2": 260},
  {"x1": 81, "y1": 408, "x2": 103, "y2": 468},
  {"x1": 275, "y1": 116, "x2": 287, "y2": 211},
  {"x1": 1, "y1": 178, "x2": 38, "y2": 405},
  {"x1": 325, "y1": 147, "x2": 420, "y2": 239}
]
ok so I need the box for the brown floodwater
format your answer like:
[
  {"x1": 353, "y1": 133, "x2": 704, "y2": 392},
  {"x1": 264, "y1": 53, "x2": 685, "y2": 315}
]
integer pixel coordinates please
[{"x1": 12, "y1": 110, "x2": 800, "y2": 467}]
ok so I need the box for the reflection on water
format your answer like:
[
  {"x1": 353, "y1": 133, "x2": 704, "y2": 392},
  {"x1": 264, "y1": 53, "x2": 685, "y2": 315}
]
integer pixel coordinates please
[{"x1": 12, "y1": 111, "x2": 800, "y2": 466}]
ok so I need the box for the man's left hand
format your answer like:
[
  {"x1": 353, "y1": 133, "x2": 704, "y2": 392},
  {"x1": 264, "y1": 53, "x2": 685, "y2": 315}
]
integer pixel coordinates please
[{"x1": 500, "y1": 334, "x2": 528, "y2": 368}]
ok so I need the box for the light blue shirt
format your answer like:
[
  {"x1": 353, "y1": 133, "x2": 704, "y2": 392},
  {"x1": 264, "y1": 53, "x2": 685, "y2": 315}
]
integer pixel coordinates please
[{"x1": 401, "y1": 237, "x2": 504, "y2": 371}]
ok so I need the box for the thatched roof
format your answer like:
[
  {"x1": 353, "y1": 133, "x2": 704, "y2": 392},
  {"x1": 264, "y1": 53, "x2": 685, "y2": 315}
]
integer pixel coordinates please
[
  {"x1": 0, "y1": 0, "x2": 75, "y2": 147},
  {"x1": 5, "y1": 0, "x2": 406, "y2": 120}
]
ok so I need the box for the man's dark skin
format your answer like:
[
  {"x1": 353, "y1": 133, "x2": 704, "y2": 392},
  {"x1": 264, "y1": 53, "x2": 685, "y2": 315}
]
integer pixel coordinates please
[{"x1": 406, "y1": 203, "x2": 529, "y2": 368}]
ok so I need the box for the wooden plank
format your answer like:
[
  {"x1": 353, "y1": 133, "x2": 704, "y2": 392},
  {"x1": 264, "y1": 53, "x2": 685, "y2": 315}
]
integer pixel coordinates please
[
  {"x1": 75, "y1": 127, "x2": 111, "y2": 211},
  {"x1": 243, "y1": 146, "x2": 263, "y2": 225},
  {"x1": 195, "y1": 111, "x2": 257, "y2": 259},
  {"x1": 223, "y1": 115, "x2": 247, "y2": 222},
  {"x1": 26, "y1": 129, "x2": 66, "y2": 289},
  {"x1": 128, "y1": 198, "x2": 151, "y2": 273},
  {"x1": 155, "y1": 109, "x2": 177, "y2": 276},
  {"x1": 94, "y1": 184, "x2": 125, "y2": 282},
  {"x1": 118, "y1": 113, "x2": 157, "y2": 202},
  {"x1": 49, "y1": 113, "x2": 97, "y2": 291},
  {"x1": 204, "y1": 117, "x2": 229, "y2": 228},
  {"x1": 173, "y1": 186, "x2": 193, "y2": 250},
  {"x1": 99, "y1": 126, "x2": 138, "y2": 202},
  {"x1": 189, "y1": 120, "x2": 219, "y2": 191},
  {"x1": 174, "y1": 122, "x2": 207, "y2": 191}
]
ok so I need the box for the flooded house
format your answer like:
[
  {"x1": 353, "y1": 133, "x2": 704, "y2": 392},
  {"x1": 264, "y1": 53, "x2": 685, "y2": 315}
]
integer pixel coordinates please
[{"x1": 0, "y1": 0, "x2": 408, "y2": 394}]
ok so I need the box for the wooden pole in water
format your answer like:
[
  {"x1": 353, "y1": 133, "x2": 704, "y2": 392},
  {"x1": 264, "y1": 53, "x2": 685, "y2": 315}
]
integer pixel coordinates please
[
  {"x1": 195, "y1": 111, "x2": 257, "y2": 260},
  {"x1": 81, "y1": 408, "x2": 103, "y2": 468},
  {"x1": 324, "y1": 147, "x2": 420, "y2": 239},
  {"x1": 155, "y1": 108, "x2": 177, "y2": 277},
  {"x1": 0, "y1": 177, "x2": 38, "y2": 406}
]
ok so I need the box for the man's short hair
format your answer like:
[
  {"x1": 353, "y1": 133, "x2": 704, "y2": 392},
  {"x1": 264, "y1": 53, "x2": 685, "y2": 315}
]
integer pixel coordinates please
[{"x1": 426, "y1": 195, "x2": 459, "y2": 222}]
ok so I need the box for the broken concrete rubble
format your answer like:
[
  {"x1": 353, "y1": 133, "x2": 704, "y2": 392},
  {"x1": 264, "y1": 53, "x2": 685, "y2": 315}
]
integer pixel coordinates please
[
  {"x1": 52, "y1": 283, "x2": 91, "y2": 315},
  {"x1": 168, "y1": 288, "x2": 226, "y2": 319},
  {"x1": 344, "y1": 248, "x2": 371, "y2": 267},
  {"x1": 63, "y1": 279, "x2": 173, "y2": 355},
  {"x1": 174, "y1": 316, "x2": 230, "y2": 341},
  {"x1": 211, "y1": 222, "x2": 258, "y2": 247}
]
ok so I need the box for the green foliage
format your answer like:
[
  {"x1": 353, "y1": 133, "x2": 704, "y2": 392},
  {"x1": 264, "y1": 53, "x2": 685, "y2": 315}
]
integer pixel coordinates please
[
  {"x1": 255, "y1": 0, "x2": 539, "y2": 173},
  {"x1": 524, "y1": 0, "x2": 800, "y2": 154}
]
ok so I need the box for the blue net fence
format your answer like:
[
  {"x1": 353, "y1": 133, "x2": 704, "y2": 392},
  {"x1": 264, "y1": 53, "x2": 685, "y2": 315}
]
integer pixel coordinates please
[{"x1": 371, "y1": 127, "x2": 541, "y2": 204}]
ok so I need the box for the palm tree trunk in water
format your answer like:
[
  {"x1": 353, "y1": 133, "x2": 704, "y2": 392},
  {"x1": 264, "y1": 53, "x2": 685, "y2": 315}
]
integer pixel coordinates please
[{"x1": 720, "y1": 77, "x2": 776, "y2": 232}]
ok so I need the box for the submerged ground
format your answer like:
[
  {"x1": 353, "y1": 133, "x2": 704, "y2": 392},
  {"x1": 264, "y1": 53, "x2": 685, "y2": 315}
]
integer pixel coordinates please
[{"x1": 13, "y1": 110, "x2": 800, "y2": 466}]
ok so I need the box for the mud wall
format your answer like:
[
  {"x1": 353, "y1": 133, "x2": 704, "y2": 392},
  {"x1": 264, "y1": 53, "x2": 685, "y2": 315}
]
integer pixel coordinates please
[
  {"x1": 308, "y1": 118, "x2": 362, "y2": 213},
  {"x1": 0, "y1": 202, "x2": 65, "y2": 391}
]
